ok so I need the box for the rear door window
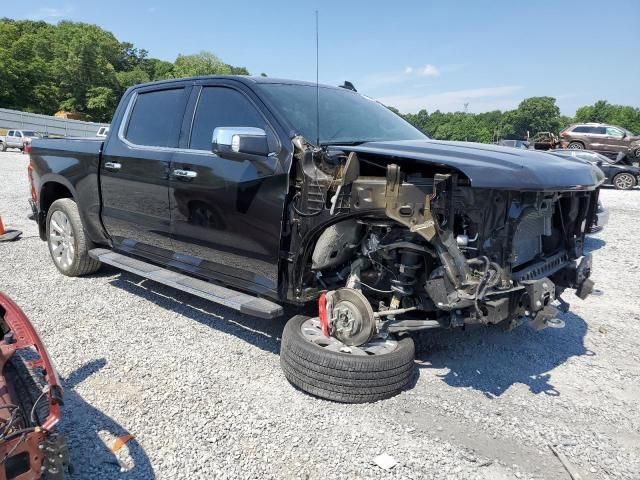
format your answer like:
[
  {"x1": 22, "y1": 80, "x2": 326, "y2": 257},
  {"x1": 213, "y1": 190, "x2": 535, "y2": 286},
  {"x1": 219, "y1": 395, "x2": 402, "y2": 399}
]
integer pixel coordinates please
[
  {"x1": 592, "y1": 127, "x2": 606, "y2": 134},
  {"x1": 189, "y1": 87, "x2": 267, "y2": 151},
  {"x1": 125, "y1": 88, "x2": 186, "y2": 147}
]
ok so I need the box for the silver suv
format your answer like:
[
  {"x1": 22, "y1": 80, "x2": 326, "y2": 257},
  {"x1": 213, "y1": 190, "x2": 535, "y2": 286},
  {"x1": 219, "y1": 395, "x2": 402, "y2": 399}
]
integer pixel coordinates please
[{"x1": 559, "y1": 123, "x2": 640, "y2": 158}]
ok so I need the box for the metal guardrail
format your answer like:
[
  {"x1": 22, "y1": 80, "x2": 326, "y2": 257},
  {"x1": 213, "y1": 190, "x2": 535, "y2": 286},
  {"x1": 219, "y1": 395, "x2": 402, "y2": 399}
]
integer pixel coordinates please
[{"x1": 0, "y1": 108, "x2": 109, "y2": 137}]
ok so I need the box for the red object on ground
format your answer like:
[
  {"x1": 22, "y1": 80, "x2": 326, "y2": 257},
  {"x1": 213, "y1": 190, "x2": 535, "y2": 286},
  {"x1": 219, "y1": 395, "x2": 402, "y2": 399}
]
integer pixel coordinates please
[
  {"x1": 0, "y1": 293, "x2": 67, "y2": 479},
  {"x1": 0, "y1": 215, "x2": 22, "y2": 242},
  {"x1": 318, "y1": 292, "x2": 329, "y2": 337}
]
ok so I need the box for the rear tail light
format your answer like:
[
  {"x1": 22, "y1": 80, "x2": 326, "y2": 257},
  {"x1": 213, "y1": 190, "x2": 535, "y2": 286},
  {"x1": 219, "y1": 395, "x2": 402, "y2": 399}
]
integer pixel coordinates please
[
  {"x1": 560, "y1": 131, "x2": 568, "y2": 138},
  {"x1": 27, "y1": 162, "x2": 37, "y2": 203}
]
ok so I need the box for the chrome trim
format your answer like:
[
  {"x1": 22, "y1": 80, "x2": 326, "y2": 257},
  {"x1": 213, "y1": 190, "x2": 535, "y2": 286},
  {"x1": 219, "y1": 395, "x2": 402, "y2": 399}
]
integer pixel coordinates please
[
  {"x1": 172, "y1": 169, "x2": 198, "y2": 178},
  {"x1": 213, "y1": 126, "x2": 267, "y2": 150}
]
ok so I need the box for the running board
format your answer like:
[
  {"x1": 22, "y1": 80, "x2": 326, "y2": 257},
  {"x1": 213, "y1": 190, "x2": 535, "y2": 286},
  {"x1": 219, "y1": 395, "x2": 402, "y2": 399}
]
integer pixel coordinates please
[{"x1": 89, "y1": 248, "x2": 283, "y2": 319}]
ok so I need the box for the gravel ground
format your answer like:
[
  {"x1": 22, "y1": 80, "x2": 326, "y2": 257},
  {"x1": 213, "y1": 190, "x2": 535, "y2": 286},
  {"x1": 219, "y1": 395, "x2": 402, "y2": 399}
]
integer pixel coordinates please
[{"x1": 1, "y1": 150, "x2": 639, "y2": 480}]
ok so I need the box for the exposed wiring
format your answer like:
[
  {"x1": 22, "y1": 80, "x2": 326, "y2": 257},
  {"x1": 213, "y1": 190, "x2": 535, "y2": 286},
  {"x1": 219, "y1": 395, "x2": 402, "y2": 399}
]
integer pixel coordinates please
[
  {"x1": 360, "y1": 281, "x2": 393, "y2": 294},
  {"x1": 30, "y1": 386, "x2": 49, "y2": 424},
  {"x1": 0, "y1": 433, "x2": 27, "y2": 465}
]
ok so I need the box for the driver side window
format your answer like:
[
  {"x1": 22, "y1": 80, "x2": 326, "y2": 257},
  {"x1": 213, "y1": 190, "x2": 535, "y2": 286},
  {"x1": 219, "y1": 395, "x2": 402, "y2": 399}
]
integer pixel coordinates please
[
  {"x1": 606, "y1": 127, "x2": 623, "y2": 137},
  {"x1": 189, "y1": 87, "x2": 268, "y2": 151}
]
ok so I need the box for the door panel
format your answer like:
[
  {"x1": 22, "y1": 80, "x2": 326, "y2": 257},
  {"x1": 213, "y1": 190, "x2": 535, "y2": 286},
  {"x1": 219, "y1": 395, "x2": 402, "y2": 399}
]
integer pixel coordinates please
[
  {"x1": 100, "y1": 86, "x2": 188, "y2": 258},
  {"x1": 168, "y1": 85, "x2": 287, "y2": 294},
  {"x1": 604, "y1": 127, "x2": 627, "y2": 154},
  {"x1": 169, "y1": 151, "x2": 286, "y2": 291}
]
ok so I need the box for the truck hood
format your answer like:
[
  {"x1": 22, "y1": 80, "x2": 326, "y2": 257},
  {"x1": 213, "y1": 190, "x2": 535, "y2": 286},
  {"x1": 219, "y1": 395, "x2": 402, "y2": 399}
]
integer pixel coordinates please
[{"x1": 335, "y1": 139, "x2": 604, "y2": 191}]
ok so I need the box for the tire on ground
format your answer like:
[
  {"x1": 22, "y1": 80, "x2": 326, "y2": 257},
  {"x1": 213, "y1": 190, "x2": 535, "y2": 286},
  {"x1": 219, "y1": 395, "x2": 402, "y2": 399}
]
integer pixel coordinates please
[
  {"x1": 46, "y1": 198, "x2": 101, "y2": 277},
  {"x1": 280, "y1": 315, "x2": 416, "y2": 403}
]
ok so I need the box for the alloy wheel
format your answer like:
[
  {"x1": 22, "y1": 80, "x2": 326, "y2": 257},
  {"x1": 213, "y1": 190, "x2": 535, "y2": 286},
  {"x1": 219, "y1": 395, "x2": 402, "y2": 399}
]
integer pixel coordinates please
[{"x1": 49, "y1": 210, "x2": 75, "y2": 269}]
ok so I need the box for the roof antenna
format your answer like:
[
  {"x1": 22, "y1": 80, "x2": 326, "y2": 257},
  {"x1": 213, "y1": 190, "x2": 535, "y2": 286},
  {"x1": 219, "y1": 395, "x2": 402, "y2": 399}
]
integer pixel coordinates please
[{"x1": 315, "y1": 10, "x2": 320, "y2": 147}]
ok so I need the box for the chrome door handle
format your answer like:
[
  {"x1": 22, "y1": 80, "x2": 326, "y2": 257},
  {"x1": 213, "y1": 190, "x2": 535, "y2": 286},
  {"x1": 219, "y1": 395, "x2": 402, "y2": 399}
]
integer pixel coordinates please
[
  {"x1": 104, "y1": 162, "x2": 121, "y2": 170},
  {"x1": 172, "y1": 169, "x2": 197, "y2": 179}
]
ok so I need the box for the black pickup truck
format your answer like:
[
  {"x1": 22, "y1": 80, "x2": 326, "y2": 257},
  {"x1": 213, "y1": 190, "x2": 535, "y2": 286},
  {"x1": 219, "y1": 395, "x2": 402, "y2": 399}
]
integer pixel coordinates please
[{"x1": 28, "y1": 76, "x2": 604, "y2": 403}]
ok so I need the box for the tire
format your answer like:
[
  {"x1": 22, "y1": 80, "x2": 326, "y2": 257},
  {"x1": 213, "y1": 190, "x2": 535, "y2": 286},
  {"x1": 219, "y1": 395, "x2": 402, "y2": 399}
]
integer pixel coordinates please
[
  {"x1": 568, "y1": 141, "x2": 584, "y2": 150},
  {"x1": 0, "y1": 142, "x2": 5, "y2": 152},
  {"x1": 612, "y1": 172, "x2": 636, "y2": 190},
  {"x1": 634, "y1": 148, "x2": 640, "y2": 160},
  {"x1": 280, "y1": 315, "x2": 416, "y2": 403},
  {"x1": 46, "y1": 198, "x2": 101, "y2": 276}
]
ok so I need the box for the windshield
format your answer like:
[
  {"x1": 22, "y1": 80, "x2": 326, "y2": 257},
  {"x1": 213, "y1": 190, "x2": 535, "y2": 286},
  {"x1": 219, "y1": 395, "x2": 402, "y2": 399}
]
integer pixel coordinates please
[
  {"x1": 259, "y1": 84, "x2": 427, "y2": 145},
  {"x1": 576, "y1": 151, "x2": 612, "y2": 163}
]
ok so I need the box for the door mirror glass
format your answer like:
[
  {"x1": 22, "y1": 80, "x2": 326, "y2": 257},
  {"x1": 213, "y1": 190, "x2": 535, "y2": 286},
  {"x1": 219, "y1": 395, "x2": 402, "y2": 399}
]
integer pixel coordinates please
[{"x1": 212, "y1": 127, "x2": 270, "y2": 158}]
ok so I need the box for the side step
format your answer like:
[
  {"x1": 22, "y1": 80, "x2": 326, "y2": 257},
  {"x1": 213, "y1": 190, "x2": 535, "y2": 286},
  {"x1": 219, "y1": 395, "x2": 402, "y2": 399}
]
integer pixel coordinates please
[{"x1": 89, "y1": 248, "x2": 283, "y2": 319}]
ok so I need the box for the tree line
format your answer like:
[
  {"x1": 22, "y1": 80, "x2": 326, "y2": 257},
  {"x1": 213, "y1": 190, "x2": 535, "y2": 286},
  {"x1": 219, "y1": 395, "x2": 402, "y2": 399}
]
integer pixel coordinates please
[
  {"x1": 1, "y1": 18, "x2": 639, "y2": 137},
  {"x1": 397, "y1": 98, "x2": 640, "y2": 142},
  {"x1": 0, "y1": 18, "x2": 251, "y2": 122}
]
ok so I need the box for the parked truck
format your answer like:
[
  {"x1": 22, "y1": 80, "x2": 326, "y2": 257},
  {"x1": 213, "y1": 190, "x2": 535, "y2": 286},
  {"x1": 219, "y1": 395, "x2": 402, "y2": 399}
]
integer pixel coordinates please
[
  {"x1": 0, "y1": 129, "x2": 43, "y2": 152},
  {"x1": 28, "y1": 76, "x2": 604, "y2": 402}
]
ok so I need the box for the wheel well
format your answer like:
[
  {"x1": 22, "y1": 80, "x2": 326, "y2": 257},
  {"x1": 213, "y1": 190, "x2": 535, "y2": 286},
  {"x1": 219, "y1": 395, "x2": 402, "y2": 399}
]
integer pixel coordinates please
[
  {"x1": 38, "y1": 183, "x2": 74, "y2": 239},
  {"x1": 40, "y1": 182, "x2": 73, "y2": 213}
]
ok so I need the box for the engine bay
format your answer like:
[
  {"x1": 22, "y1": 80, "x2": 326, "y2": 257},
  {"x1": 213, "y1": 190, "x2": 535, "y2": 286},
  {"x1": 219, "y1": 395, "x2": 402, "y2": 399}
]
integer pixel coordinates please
[{"x1": 282, "y1": 138, "x2": 599, "y2": 346}]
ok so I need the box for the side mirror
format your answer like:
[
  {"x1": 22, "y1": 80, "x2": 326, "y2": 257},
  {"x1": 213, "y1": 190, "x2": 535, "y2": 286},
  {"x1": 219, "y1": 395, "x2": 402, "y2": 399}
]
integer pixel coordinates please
[
  {"x1": 596, "y1": 160, "x2": 603, "y2": 166},
  {"x1": 212, "y1": 127, "x2": 270, "y2": 159}
]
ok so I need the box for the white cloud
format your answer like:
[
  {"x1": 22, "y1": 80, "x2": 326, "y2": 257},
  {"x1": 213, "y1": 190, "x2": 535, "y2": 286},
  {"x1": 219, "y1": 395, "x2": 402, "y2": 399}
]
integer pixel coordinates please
[
  {"x1": 419, "y1": 64, "x2": 440, "y2": 77},
  {"x1": 403, "y1": 64, "x2": 441, "y2": 77},
  {"x1": 377, "y1": 85, "x2": 524, "y2": 113},
  {"x1": 30, "y1": 5, "x2": 74, "y2": 20}
]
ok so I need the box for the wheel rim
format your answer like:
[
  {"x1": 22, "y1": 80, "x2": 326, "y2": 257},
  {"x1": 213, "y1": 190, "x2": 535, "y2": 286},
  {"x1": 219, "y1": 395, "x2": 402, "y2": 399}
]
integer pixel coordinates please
[
  {"x1": 49, "y1": 210, "x2": 75, "y2": 269},
  {"x1": 300, "y1": 317, "x2": 398, "y2": 356},
  {"x1": 569, "y1": 143, "x2": 583, "y2": 150},
  {"x1": 615, "y1": 174, "x2": 634, "y2": 189}
]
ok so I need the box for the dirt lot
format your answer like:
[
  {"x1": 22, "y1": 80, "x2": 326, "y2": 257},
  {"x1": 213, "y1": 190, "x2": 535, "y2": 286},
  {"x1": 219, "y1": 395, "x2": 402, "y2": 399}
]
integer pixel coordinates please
[{"x1": 1, "y1": 150, "x2": 639, "y2": 479}]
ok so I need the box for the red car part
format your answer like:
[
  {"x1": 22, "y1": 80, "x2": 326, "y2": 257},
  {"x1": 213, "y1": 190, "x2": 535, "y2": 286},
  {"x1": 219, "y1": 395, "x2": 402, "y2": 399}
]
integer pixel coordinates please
[
  {"x1": 318, "y1": 292, "x2": 329, "y2": 337},
  {"x1": 0, "y1": 293, "x2": 66, "y2": 480}
]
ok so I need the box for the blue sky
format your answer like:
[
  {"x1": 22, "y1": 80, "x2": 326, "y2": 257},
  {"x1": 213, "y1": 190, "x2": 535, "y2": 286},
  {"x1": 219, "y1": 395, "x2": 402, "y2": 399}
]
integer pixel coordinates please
[{"x1": 17, "y1": 0, "x2": 640, "y2": 115}]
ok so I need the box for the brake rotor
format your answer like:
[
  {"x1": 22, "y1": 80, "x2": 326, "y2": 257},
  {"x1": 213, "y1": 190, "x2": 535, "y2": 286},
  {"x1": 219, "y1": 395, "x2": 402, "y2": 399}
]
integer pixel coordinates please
[{"x1": 329, "y1": 288, "x2": 376, "y2": 346}]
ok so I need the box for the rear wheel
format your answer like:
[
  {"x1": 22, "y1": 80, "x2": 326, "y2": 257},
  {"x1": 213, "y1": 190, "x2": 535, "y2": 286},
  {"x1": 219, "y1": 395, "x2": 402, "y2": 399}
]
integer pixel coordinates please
[
  {"x1": 568, "y1": 142, "x2": 584, "y2": 150},
  {"x1": 612, "y1": 172, "x2": 636, "y2": 190},
  {"x1": 46, "y1": 198, "x2": 101, "y2": 276},
  {"x1": 280, "y1": 315, "x2": 416, "y2": 403}
]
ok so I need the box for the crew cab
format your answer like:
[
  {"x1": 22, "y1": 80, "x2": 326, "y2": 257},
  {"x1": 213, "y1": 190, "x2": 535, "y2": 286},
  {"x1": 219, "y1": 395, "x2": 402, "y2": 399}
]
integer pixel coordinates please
[{"x1": 28, "y1": 76, "x2": 604, "y2": 403}]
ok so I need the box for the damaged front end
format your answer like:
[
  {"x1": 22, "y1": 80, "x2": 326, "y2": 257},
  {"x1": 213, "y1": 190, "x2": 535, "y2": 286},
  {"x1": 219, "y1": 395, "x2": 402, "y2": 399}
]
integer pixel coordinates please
[
  {"x1": 283, "y1": 139, "x2": 602, "y2": 346},
  {"x1": 0, "y1": 293, "x2": 69, "y2": 480}
]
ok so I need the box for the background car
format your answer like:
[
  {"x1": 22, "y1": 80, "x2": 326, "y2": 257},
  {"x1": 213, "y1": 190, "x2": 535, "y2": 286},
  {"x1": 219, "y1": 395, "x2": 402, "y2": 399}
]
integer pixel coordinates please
[
  {"x1": 0, "y1": 129, "x2": 44, "y2": 152},
  {"x1": 549, "y1": 149, "x2": 640, "y2": 190},
  {"x1": 559, "y1": 123, "x2": 639, "y2": 159},
  {"x1": 498, "y1": 139, "x2": 530, "y2": 149}
]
